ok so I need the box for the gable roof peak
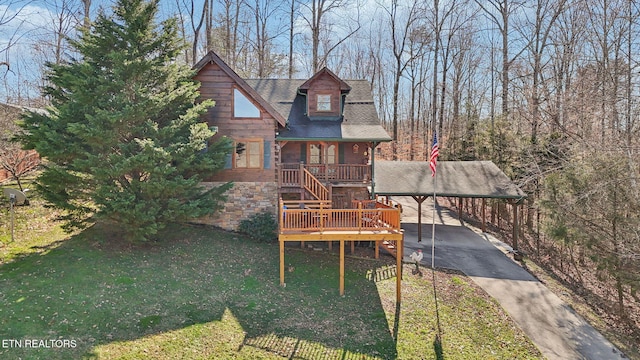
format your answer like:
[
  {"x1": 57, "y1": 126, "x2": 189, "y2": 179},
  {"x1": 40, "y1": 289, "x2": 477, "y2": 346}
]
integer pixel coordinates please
[
  {"x1": 299, "y1": 67, "x2": 352, "y2": 92},
  {"x1": 193, "y1": 51, "x2": 286, "y2": 127}
]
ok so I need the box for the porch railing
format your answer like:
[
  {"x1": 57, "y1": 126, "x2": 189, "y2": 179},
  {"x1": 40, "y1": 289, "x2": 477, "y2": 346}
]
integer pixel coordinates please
[{"x1": 278, "y1": 163, "x2": 370, "y2": 186}]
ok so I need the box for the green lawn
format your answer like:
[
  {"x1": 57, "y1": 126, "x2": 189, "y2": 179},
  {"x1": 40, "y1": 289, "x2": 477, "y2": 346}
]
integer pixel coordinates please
[{"x1": 0, "y1": 194, "x2": 542, "y2": 359}]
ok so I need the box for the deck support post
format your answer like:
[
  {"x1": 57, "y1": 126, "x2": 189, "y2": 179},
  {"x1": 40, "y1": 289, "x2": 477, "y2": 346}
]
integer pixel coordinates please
[
  {"x1": 280, "y1": 240, "x2": 285, "y2": 287},
  {"x1": 340, "y1": 240, "x2": 345, "y2": 296},
  {"x1": 396, "y1": 233, "x2": 403, "y2": 303}
]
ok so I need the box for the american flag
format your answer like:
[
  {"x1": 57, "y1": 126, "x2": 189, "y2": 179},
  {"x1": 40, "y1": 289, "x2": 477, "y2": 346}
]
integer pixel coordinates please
[{"x1": 429, "y1": 132, "x2": 439, "y2": 177}]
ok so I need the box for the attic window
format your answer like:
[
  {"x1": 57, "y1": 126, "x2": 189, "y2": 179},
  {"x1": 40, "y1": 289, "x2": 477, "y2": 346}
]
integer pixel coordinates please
[
  {"x1": 234, "y1": 89, "x2": 260, "y2": 118},
  {"x1": 317, "y1": 94, "x2": 331, "y2": 111}
]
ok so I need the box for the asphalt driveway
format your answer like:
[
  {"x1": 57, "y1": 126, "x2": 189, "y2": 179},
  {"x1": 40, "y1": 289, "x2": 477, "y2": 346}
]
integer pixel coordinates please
[{"x1": 395, "y1": 196, "x2": 626, "y2": 360}]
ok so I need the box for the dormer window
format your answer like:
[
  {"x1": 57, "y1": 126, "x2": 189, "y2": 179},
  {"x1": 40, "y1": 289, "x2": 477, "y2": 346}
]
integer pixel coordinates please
[{"x1": 317, "y1": 94, "x2": 331, "y2": 111}]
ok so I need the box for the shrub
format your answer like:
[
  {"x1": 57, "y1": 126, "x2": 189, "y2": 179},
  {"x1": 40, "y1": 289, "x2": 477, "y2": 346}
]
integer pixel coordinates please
[{"x1": 238, "y1": 211, "x2": 277, "y2": 242}]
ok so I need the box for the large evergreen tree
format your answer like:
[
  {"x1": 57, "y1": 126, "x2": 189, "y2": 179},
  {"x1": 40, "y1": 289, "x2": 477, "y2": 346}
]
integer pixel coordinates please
[{"x1": 19, "y1": 0, "x2": 231, "y2": 242}]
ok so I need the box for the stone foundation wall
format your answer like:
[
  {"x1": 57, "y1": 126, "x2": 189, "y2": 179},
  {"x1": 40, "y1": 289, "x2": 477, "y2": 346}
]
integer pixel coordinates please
[{"x1": 194, "y1": 182, "x2": 278, "y2": 230}]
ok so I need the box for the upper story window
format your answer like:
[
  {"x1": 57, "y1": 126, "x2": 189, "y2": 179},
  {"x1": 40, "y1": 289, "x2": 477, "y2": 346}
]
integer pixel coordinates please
[
  {"x1": 234, "y1": 88, "x2": 260, "y2": 118},
  {"x1": 317, "y1": 94, "x2": 331, "y2": 111}
]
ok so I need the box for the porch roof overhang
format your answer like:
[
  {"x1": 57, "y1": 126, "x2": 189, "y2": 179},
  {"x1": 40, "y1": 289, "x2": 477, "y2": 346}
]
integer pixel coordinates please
[
  {"x1": 373, "y1": 160, "x2": 527, "y2": 201},
  {"x1": 276, "y1": 136, "x2": 392, "y2": 142}
]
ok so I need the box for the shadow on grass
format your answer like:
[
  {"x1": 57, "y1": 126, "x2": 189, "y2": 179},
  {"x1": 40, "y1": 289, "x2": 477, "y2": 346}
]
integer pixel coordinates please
[
  {"x1": 432, "y1": 268, "x2": 444, "y2": 360},
  {"x1": 0, "y1": 224, "x2": 397, "y2": 359}
]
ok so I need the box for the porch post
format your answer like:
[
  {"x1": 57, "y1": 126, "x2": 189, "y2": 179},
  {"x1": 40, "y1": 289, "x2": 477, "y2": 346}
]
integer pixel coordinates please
[
  {"x1": 370, "y1": 142, "x2": 378, "y2": 199},
  {"x1": 299, "y1": 161, "x2": 305, "y2": 200}
]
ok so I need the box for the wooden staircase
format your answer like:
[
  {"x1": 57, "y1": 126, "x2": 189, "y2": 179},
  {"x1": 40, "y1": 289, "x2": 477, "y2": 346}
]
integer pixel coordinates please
[
  {"x1": 380, "y1": 240, "x2": 398, "y2": 258},
  {"x1": 302, "y1": 168, "x2": 330, "y2": 201}
]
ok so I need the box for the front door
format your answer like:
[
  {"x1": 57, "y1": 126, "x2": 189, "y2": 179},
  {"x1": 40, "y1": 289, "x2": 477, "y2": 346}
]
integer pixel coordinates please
[{"x1": 308, "y1": 142, "x2": 337, "y2": 179}]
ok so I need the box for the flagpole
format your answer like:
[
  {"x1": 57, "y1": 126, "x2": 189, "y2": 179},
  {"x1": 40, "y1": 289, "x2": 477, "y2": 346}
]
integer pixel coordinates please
[
  {"x1": 431, "y1": 175, "x2": 436, "y2": 269},
  {"x1": 429, "y1": 131, "x2": 439, "y2": 270}
]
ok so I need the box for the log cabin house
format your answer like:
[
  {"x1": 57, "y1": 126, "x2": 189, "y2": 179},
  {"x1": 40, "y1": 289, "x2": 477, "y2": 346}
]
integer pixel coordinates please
[
  {"x1": 194, "y1": 51, "x2": 398, "y2": 227},
  {"x1": 193, "y1": 52, "x2": 404, "y2": 296}
]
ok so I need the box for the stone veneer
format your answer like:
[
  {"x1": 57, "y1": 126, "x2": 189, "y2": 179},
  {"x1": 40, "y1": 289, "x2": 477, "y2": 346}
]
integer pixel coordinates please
[{"x1": 194, "y1": 182, "x2": 278, "y2": 230}]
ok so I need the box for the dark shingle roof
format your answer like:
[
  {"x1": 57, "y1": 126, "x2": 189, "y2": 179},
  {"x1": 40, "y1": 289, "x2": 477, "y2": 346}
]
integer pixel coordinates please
[
  {"x1": 374, "y1": 160, "x2": 527, "y2": 199},
  {"x1": 245, "y1": 79, "x2": 391, "y2": 142}
]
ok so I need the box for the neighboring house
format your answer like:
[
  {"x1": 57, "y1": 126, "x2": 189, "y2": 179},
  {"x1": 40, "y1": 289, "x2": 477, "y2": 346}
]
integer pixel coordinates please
[{"x1": 193, "y1": 51, "x2": 393, "y2": 230}]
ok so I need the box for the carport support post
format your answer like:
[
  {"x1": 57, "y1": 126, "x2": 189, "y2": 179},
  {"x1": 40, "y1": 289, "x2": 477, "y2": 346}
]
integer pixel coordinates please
[
  {"x1": 412, "y1": 196, "x2": 428, "y2": 242},
  {"x1": 481, "y1": 198, "x2": 487, "y2": 232},
  {"x1": 508, "y1": 199, "x2": 519, "y2": 251}
]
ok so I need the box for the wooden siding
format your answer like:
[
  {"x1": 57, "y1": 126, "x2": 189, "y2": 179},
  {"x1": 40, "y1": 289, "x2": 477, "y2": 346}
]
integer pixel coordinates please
[{"x1": 195, "y1": 62, "x2": 277, "y2": 182}]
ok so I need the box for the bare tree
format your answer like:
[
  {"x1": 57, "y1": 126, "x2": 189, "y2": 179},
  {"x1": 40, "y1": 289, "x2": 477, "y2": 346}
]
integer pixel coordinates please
[
  {"x1": 217, "y1": 0, "x2": 246, "y2": 67},
  {"x1": 300, "y1": 0, "x2": 361, "y2": 72},
  {"x1": 246, "y1": 0, "x2": 287, "y2": 77},
  {"x1": 475, "y1": 0, "x2": 528, "y2": 118},
  {"x1": 585, "y1": 0, "x2": 628, "y2": 145},
  {"x1": 1, "y1": 0, "x2": 30, "y2": 82},
  {"x1": 382, "y1": 0, "x2": 424, "y2": 159},
  {"x1": 520, "y1": 0, "x2": 566, "y2": 144},
  {"x1": 435, "y1": 0, "x2": 476, "y2": 148},
  {"x1": 81, "y1": 0, "x2": 91, "y2": 29},
  {"x1": 288, "y1": 0, "x2": 296, "y2": 78},
  {"x1": 36, "y1": 0, "x2": 80, "y2": 65},
  {"x1": 180, "y1": 0, "x2": 208, "y2": 65}
]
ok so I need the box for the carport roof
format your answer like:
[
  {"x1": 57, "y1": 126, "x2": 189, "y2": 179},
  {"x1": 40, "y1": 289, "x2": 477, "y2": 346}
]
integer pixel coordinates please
[{"x1": 373, "y1": 160, "x2": 527, "y2": 199}]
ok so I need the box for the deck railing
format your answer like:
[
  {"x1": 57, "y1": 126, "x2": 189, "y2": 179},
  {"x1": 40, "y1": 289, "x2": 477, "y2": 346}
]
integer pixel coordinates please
[
  {"x1": 279, "y1": 199, "x2": 401, "y2": 233},
  {"x1": 352, "y1": 198, "x2": 402, "y2": 211}
]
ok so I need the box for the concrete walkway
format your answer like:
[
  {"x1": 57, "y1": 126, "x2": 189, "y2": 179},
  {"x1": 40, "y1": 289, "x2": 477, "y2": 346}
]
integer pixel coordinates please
[{"x1": 394, "y1": 196, "x2": 626, "y2": 360}]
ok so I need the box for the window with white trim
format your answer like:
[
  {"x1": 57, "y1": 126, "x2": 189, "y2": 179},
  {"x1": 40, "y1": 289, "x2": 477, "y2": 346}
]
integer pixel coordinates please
[{"x1": 317, "y1": 94, "x2": 331, "y2": 111}]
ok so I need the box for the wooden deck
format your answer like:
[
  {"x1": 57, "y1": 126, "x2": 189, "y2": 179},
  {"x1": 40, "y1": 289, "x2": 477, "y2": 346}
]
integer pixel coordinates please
[
  {"x1": 278, "y1": 199, "x2": 404, "y2": 299},
  {"x1": 279, "y1": 199, "x2": 401, "y2": 232}
]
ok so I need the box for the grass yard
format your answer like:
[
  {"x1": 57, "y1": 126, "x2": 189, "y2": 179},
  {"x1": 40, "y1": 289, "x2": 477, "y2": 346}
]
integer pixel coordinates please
[{"x1": 0, "y1": 193, "x2": 542, "y2": 359}]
